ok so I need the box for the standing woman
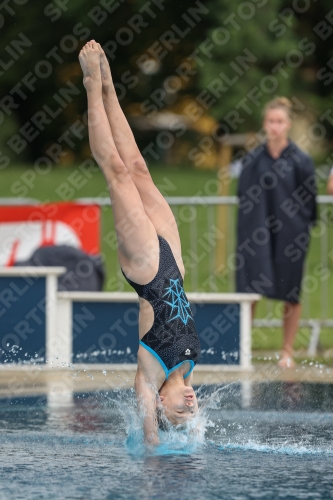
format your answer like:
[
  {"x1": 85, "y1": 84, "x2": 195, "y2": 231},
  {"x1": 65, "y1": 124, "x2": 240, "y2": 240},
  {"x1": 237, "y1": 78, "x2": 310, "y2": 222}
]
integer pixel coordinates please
[
  {"x1": 236, "y1": 97, "x2": 317, "y2": 368},
  {"x1": 78, "y1": 41, "x2": 201, "y2": 446}
]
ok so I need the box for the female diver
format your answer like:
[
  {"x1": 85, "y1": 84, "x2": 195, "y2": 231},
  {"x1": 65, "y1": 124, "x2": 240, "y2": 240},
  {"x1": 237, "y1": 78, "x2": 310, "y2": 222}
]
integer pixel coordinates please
[{"x1": 78, "y1": 41, "x2": 201, "y2": 446}]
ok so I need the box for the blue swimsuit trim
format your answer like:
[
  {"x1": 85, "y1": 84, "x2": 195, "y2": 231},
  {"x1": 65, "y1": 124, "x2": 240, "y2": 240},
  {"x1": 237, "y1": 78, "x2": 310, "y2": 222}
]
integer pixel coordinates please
[{"x1": 139, "y1": 341, "x2": 195, "y2": 380}]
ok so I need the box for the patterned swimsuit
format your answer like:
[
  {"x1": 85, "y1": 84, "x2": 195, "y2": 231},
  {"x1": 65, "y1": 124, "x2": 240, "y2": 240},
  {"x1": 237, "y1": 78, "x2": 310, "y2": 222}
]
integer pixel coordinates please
[{"x1": 122, "y1": 235, "x2": 201, "y2": 379}]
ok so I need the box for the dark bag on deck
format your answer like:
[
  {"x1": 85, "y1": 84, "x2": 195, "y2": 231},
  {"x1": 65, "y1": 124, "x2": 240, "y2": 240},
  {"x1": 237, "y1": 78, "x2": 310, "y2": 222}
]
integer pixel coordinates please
[{"x1": 14, "y1": 245, "x2": 105, "y2": 292}]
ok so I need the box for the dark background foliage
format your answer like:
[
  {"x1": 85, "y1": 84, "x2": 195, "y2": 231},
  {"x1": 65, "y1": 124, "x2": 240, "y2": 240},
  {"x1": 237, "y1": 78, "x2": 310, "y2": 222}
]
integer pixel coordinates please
[{"x1": 1, "y1": 0, "x2": 332, "y2": 166}]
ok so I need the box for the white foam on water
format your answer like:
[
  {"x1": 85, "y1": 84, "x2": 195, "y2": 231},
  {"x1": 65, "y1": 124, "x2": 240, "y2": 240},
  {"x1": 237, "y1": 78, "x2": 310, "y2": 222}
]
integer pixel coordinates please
[{"x1": 217, "y1": 441, "x2": 333, "y2": 456}]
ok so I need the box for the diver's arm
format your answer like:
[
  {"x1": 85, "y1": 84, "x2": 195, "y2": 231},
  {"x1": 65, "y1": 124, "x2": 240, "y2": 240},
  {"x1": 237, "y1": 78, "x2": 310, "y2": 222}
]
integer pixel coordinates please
[
  {"x1": 184, "y1": 372, "x2": 194, "y2": 386},
  {"x1": 135, "y1": 369, "x2": 159, "y2": 446}
]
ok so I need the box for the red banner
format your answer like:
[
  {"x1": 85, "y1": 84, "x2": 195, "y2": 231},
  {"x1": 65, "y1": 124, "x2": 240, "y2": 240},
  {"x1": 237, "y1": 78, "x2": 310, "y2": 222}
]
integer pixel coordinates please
[{"x1": 0, "y1": 202, "x2": 100, "y2": 266}]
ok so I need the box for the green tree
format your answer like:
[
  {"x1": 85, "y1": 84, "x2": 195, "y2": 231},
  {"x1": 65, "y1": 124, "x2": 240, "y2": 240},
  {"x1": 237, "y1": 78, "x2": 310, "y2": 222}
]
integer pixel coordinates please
[
  {"x1": 196, "y1": 0, "x2": 333, "y2": 146},
  {"x1": 196, "y1": 0, "x2": 301, "y2": 132},
  {"x1": 0, "y1": 0, "x2": 210, "y2": 165}
]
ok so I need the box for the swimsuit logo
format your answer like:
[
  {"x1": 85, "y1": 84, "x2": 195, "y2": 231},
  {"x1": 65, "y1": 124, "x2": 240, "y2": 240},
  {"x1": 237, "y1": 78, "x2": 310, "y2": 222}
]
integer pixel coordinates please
[
  {"x1": 185, "y1": 349, "x2": 191, "y2": 355},
  {"x1": 162, "y1": 278, "x2": 193, "y2": 325}
]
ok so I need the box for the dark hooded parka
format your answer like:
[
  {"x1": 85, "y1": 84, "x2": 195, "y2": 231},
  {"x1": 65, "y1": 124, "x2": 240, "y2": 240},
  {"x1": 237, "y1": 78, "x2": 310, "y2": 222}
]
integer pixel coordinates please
[{"x1": 236, "y1": 140, "x2": 317, "y2": 303}]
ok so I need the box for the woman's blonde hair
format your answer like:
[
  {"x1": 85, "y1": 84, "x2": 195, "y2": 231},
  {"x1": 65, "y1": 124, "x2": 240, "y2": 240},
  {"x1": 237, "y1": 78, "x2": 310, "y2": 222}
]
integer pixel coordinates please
[{"x1": 263, "y1": 97, "x2": 293, "y2": 120}]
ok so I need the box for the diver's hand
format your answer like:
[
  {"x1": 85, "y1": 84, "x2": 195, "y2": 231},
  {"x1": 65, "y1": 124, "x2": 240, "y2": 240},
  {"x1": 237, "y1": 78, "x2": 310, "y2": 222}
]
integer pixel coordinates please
[{"x1": 145, "y1": 433, "x2": 160, "y2": 447}]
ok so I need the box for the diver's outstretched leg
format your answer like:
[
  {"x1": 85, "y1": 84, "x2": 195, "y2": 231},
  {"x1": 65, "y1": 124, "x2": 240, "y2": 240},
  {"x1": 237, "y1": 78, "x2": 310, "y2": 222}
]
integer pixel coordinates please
[
  {"x1": 97, "y1": 43, "x2": 184, "y2": 276},
  {"x1": 78, "y1": 41, "x2": 159, "y2": 284},
  {"x1": 279, "y1": 302, "x2": 301, "y2": 368}
]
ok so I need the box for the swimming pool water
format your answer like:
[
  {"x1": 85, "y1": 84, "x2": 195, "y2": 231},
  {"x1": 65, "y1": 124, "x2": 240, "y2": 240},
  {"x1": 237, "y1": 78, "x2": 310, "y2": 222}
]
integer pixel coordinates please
[{"x1": 1, "y1": 382, "x2": 333, "y2": 500}]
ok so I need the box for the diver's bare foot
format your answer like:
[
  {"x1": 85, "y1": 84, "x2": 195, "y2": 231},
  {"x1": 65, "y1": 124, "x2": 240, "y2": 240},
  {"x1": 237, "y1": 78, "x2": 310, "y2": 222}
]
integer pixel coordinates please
[
  {"x1": 278, "y1": 356, "x2": 295, "y2": 369},
  {"x1": 78, "y1": 40, "x2": 102, "y2": 92},
  {"x1": 98, "y1": 46, "x2": 114, "y2": 94}
]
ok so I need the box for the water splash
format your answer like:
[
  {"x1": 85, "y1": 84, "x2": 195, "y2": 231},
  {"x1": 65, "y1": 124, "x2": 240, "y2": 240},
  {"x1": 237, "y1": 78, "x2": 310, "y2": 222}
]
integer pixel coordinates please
[
  {"x1": 125, "y1": 413, "x2": 206, "y2": 457},
  {"x1": 2, "y1": 355, "x2": 333, "y2": 461},
  {"x1": 102, "y1": 388, "x2": 209, "y2": 457}
]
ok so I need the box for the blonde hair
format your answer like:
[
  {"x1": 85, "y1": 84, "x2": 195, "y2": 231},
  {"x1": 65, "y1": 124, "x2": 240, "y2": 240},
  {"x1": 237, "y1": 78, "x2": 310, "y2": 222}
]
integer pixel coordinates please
[{"x1": 263, "y1": 97, "x2": 293, "y2": 120}]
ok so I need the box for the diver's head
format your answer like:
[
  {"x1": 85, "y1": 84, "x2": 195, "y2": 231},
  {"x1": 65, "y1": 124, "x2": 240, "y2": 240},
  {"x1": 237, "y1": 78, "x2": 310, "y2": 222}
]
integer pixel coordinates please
[
  {"x1": 262, "y1": 96, "x2": 292, "y2": 142},
  {"x1": 158, "y1": 382, "x2": 198, "y2": 427}
]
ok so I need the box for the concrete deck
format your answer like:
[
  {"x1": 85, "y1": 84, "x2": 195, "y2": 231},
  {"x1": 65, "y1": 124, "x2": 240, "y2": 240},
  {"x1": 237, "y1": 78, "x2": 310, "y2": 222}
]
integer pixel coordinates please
[{"x1": 0, "y1": 362, "x2": 332, "y2": 399}]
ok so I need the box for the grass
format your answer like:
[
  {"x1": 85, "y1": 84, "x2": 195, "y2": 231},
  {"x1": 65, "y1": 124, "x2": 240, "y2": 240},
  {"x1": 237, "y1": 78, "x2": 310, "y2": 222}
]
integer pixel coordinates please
[
  {"x1": 1, "y1": 163, "x2": 218, "y2": 201},
  {"x1": 2, "y1": 163, "x2": 333, "y2": 355},
  {"x1": 252, "y1": 327, "x2": 333, "y2": 351}
]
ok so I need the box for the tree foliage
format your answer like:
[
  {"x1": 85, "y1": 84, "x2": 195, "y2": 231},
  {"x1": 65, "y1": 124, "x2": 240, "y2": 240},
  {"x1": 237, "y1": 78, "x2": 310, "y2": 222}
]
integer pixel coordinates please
[{"x1": 0, "y1": 0, "x2": 332, "y2": 166}]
